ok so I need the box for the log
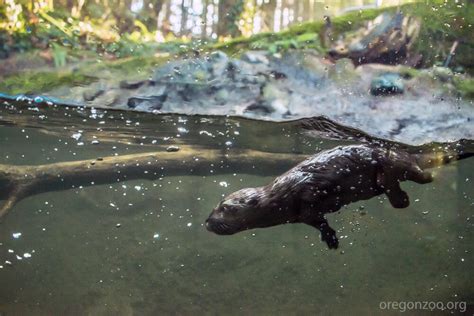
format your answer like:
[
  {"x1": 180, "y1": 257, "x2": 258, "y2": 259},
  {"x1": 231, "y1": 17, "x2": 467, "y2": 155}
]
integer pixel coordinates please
[{"x1": 0, "y1": 146, "x2": 307, "y2": 221}]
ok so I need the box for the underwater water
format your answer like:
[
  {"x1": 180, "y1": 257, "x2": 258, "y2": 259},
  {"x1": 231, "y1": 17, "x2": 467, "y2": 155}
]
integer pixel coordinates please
[{"x1": 0, "y1": 103, "x2": 472, "y2": 315}]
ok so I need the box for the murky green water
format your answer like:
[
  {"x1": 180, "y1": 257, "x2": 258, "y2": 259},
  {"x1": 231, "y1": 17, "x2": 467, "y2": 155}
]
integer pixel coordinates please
[{"x1": 0, "y1": 103, "x2": 472, "y2": 315}]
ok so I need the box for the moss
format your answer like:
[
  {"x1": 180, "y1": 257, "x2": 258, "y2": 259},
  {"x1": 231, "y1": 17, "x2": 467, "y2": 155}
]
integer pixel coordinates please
[
  {"x1": 206, "y1": 1, "x2": 473, "y2": 73},
  {"x1": 207, "y1": 7, "x2": 385, "y2": 56},
  {"x1": 398, "y1": 66, "x2": 421, "y2": 79},
  {"x1": 98, "y1": 55, "x2": 167, "y2": 72},
  {"x1": 0, "y1": 55, "x2": 169, "y2": 95},
  {"x1": 453, "y1": 77, "x2": 474, "y2": 99},
  {"x1": 401, "y1": 1, "x2": 474, "y2": 72},
  {"x1": 288, "y1": 8, "x2": 383, "y2": 36},
  {"x1": 0, "y1": 71, "x2": 97, "y2": 95}
]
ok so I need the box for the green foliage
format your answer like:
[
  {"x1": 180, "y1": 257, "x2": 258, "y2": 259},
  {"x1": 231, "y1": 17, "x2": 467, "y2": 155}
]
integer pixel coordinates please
[
  {"x1": 0, "y1": 30, "x2": 34, "y2": 57},
  {"x1": 208, "y1": 1, "x2": 473, "y2": 74},
  {"x1": 208, "y1": 8, "x2": 382, "y2": 55},
  {"x1": 398, "y1": 66, "x2": 421, "y2": 79},
  {"x1": 52, "y1": 43, "x2": 67, "y2": 67},
  {"x1": 404, "y1": 1, "x2": 474, "y2": 73},
  {"x1": 95, "y1": 55, "x2": 168, "y2": 73},
  {"x1": 453, "y1": 77, "x2": 474, "y2": 99},
  {"x1": 0, "y1": 54, "x2": 168, "y2": 95},
  {"x1": 0, "y1": 6, "x2": 182, "y2": 60}
]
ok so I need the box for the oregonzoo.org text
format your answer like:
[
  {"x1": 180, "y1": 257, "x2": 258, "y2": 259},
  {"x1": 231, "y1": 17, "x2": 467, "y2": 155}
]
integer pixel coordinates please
[{"x1": 379, "y1": 300, "x2": 467, "y2": 313}]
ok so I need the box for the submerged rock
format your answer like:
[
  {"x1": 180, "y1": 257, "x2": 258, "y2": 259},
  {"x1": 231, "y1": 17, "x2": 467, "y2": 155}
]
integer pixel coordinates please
[{"x1": 370, "y1": 73, "x2": 404, "y2": 96}]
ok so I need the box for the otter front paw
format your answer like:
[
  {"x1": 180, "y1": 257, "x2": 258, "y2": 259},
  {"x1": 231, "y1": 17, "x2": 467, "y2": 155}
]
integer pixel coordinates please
[
  {"x1": 306, "y1": 219, "x2": 339, "y2": 250},
  {"x1": 322, "y1": 231, "x2": 339, "y2": 249}
]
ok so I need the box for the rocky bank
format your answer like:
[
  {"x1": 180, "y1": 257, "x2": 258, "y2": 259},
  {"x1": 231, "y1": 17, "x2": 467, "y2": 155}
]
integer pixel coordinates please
[{"x1": 31, "y1": 48, "x2": 472, "y2": 145}]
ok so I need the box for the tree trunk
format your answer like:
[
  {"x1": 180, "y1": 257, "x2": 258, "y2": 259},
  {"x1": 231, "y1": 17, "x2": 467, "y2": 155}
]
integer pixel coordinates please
[
  {"x1": 180, "y1": 0, "x2": 188, "y2": 36},
  {"x1": 217, "y1": 0, "x2": 242, "y2": 37},
  {"x1": 261, "y1": 0, "x2": 276, "y2": 32},
  {"x1": 279, "y1": 0, "x2": 285, "y2": 30},
  {"x1": 151, "y1": 0, "x2": 164, "y2": 31},
  {"x1": 201, "y1": 0, "x2": 209, "y2": 38},
  {"x1": 161, "y1": 0, "x2": 172, "y2": 36},
  {"x1": 302, "y1": 0, "x2": 311, "y2": 21},
  {"x1": 0, "y1": 146, "x2": 307, "y2": 221}
]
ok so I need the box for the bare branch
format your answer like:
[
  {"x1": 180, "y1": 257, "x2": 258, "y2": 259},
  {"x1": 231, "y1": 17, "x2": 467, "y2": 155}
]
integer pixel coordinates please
[{"x1": 0, "y1": 146, "x2": 307, "y2": 221}]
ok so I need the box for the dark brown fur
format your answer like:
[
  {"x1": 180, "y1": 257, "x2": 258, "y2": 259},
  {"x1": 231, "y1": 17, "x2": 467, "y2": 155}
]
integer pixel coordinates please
[{"x1": 206, "y1": 144, "x2": 435, "y2": 249}]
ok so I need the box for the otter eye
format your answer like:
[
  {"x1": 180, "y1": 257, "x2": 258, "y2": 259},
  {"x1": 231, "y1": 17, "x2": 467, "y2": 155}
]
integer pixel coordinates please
[
  {"x1": 248, "y1": 198, "x2": 258, "y2": 206},
  {"x1": 222, "y1": 205, "x2": 238, "y2": 214},
  {"x1": 239, "y1": 198, "x2": 245, "y2": 203}
]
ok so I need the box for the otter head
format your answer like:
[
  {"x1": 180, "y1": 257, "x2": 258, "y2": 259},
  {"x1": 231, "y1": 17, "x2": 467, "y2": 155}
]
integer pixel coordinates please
[{"x1": 206, "y1": 187, "x2": 265, "y2": 235}]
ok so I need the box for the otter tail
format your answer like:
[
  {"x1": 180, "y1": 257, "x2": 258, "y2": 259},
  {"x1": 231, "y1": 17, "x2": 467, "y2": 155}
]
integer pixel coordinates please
[{"x1": 412, "y1": 139, "x2": 474, "y2": 170}]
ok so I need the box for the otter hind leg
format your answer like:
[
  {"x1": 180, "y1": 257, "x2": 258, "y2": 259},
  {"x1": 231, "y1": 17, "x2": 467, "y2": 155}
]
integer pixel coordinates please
[{"x1": 306, "y1": 219, "x2": 339, "y2": 249}]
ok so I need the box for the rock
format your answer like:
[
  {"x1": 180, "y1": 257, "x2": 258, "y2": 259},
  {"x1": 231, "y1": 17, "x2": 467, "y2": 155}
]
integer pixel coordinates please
[
  {"x1": 245, "y1": 82, "x2": 290, "y2": 115},
  {"x1": 298, "y1": 51, "x2": 331, "y2": 79},
  {"x1": 87, "y1": 90, "x2": 120, "y2": 107},
  {"x1": 83, "y1": 86, "x2": 105, "y2": 102},
  {"x1": 127, "y1": 95, "x2": 167, "y2": 110},
  {"x1": 209, "y1": 50, "x2": 228, "y2": 61},
  {"x1": 454, "y1": 66, "x2": 465, "y2": 74},
  {"x1": 432, "y1": 66, "x2": 453, "y2": 82},
  {"x1": 119, "y1": 80, "x2": 147, "y2": 89},
  {"x1": 370, "y1": 73, "x2": 404, "y2": 96},
  {"x1": 245, "y1": 102, "x2": 272, "y2": 114},
  {"x1": 241, "y1": 51, "x2": 269, "y2": 65},
  {"x1": 262, "y1": 82, "x2": 288, "y2": 102},
  {"x1": 270, "y1": 51, "x2": 324, "y2": 86},
  {"x1": 208, "y1": 51, "x2": 230, "y2": 78},
  {"x1": 152, "y1": 59, "x2": 212, "y2": 84},
  {"x1": 329, "y1": 12, "x2": 421, "y2": 66},
  {"x1": 215, "y1": 89, "x2": 230, "y2": 105},
  {"x1": 155, "y1": 58, "x2": 203, "y2": 83},
  {"x1": 328, "y1": 58, "x2": 357, "y2": 83}
]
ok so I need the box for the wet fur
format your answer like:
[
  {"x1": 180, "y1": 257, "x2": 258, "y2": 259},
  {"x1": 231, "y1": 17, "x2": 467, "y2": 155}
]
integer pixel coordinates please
[{"x1": 206, "y1": 145, "x2": 434, "y2": 249}]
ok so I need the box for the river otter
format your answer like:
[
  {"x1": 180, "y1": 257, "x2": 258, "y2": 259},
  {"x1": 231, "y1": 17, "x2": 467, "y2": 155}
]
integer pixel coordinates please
[{"x1": 206, "y1": 142, "x2": 472, "y2": 249}]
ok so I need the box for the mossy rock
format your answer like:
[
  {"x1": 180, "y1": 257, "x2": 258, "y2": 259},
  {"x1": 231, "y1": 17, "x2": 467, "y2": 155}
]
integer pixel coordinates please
[
  {"x1": 370, "y1": 73, "x2": 404, "y2": 96},
  {"x1": 0, "y1": 55, "x2": 168, "y2": 95},
  {"x1": 453, "y1": 77, "x2": 474, "y2": 99},
  {"x1": 0, "y1": 71, "x2": 97, "y2": 95},
  {"x1": 208, "y1": 1, "x2": 473, "y2": 74}
]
